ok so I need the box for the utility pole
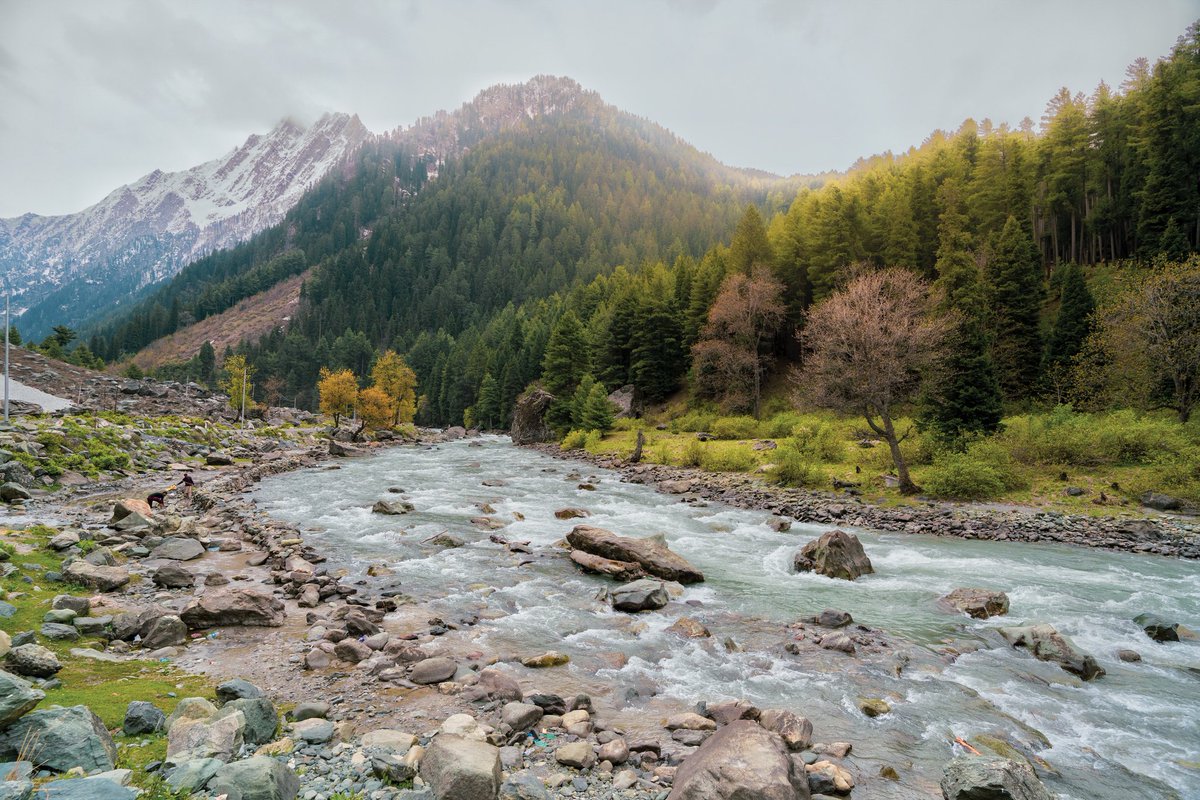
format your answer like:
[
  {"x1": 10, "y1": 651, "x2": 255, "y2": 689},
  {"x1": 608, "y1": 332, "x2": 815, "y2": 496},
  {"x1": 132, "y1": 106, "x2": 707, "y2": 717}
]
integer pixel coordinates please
[
  {"x1": 240, "y1": 366, "x2": 247, "y2": 428},
  {"x1": 3, "y1": 276, "x2": 10, "y2": 424}
]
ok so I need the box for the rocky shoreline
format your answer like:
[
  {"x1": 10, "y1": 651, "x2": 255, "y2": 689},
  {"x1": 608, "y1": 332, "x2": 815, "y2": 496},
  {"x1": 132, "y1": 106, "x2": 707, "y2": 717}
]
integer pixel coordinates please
[{"x1": 536, "y1": 445, "x2": 1200, "y2": 560}]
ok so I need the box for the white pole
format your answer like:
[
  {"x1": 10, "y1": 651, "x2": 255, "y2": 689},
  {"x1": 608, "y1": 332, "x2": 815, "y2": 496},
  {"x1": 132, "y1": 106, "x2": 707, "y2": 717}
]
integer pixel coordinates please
[
  {"x1": 3, "y1": 281, "x2": 9, "y2": 424},
  {"x1": 240, "y1": 366, "x2": 247, "y2": 428}
]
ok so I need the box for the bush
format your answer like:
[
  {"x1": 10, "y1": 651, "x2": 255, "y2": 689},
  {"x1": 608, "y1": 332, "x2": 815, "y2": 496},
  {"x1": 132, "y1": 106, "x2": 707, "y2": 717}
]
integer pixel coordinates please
[
  {"x1": 1002, "y1": 406, "x2": 1192, "y2": 467},
  {"x1": 583, "y1": 430, "x2": 603, "y2": 452},
  {"x1": 759, "y1": 412, "x2": 807, "y2": 439},
  {"x1": 710, "y1": 416, "x2": 759, "y2": 440},
  {"x1": 672, "y1": 410, "x2": 717, "y2": 433},
  {"x1": 679, "y1": 440, "x2": 706, "y2": 467},
  {"x1": 924, "y1": 440, "x2": 1028, "y2": 500},
  {"x1": 789, "y1": 421, "x2": 847, "y2": 462},
  {"x1": 700, "y1": 445, "x2": 756, "y2": 472},
  {"x1": 768, "y1": 447, "x2": 825, "y2": 488},
  {"x1": 560, "y1": 430, "x2": 588, "y2": 450}
]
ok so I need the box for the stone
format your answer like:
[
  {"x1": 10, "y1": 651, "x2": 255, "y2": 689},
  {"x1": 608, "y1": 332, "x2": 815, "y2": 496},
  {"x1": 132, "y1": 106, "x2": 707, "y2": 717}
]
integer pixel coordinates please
[
  {"x1": 666, "y1": 712, "x2": 716, "y2": 731},
  {"x1": 334, "y1": 638, "x2": 373, "y2": 663},
  {"x1": 567, "y1": 525, "x2": 704, "y2": 583},
  {"x1": 0, "y1": 630, "x2": 9, "y2": 660},
  {"x1": 410, "y1": 656, "x2": 457, "y2": 684},
  {"x1": 939, "y1": 588, "x2": 1010, "y2": 619},
  {"x1": 43, "y1": 609, "x2": 77, "y2": 624},
  {"x1": 52, "y1": 595, "x2": 90, "y2": 615},
  {"x1": 39, "y1": 623, "x2": 79, "y2": 641},
  {"x1": 569, "y1": 550, "x2": 646, "y2": 582},
  {"x1": 0, "y1": 669, "x2": 44, "y2": 726},
  {"x1": 208, "y1": 755, "x2": 301, "y2": 800},
  {"x1": 5, "y1": 644, "x2": 61, "y2": 678},
  {"x1": 858, "y1": 697, "x2": 891, "y2": 717},
  {"x1": 998, "y1": 623, "x2": 1105, "y2": 680},
  {"x1": 815, "y1": 609, "x2": 853, "y2": 628},
  {"x1": 361, "y1": 729, "x2": 417, "y2": 753},
  {"x1": 521, "y1": 651, "x2": 569, "y2": 668},
  {"x1": 180, "y1": 588, "x2": 285, "y2": 628},
  {"x1": 555, "y1": 741, "x2": 596, "y2": 769},
  {"x1": 373, "y1": 499, "x2": 415, "y2": 515},
  {"x1": 510, "y1": 387, "x2": 556, "y2": 445},
  {"x1": 217, "y1": 697, "x2": 278, "y2": 745},
  {"x1": 73, "y1": 616, "x2": 112, "y2": 637},
  {"x1": 0, "y1": 483, "x2": 31, "y2": 503},
  {"x1": 758, "y1": 709, "x2": 812, "y2": 751},
  {"x1": 465, "y1": 667, "x2": 523, "y2": 702},
  {"x1": 1140, "y1": 491, "x2": 1181, "y2": 511},
  {"x1": 705, "y1": 699, "x2": 759, "y2": 725},
  {"x1": 167, "y1": 708, "x2": 245, "y2": 764},
  {"x1": 610, "y1": 578, "x2": 669, "y2": 612},
  {"x1": 167, "y1": 697, "x2": 218, "y2": 730},
  {"x1": 792, "y1": 529, "x2": 874, "y2": 580},
  {"x1": 123, "y1": 701, "x2": 166, "y2": 735},
  {"x1": 290, "y1": 717, "x2": 334, "y2": 743},
  {"x1": 140, "y1": 615, "x2": 187, "y2": 649},
  {"x1": 420, "y1": 734, "x2": 502, "y2": 800},
  {"x1": 288, "y1": 701, "x2": 330, "y2": 721},
  {"x1": 1134, "y1": 612, "x2": 1180, "y2": 643},
  {"x1": 48, "y1": 531, "x2": 80, "y2": 550},
  {"x1": 500, "y1": 771, "x2": 551, "y2": 800},
  {"x1": 668, "y1": 720, "x2": 809, "y2": 800},
  {"x1": 205, "y1": 452, "x2": 234, "y2": 466},
  {"x1": 63, "y1": 561, "x2": 130, "y2": 591},
  {"x1": 110, "y1": 498, "x2": 153, "y2": 523},
  {"x1": 165, "y1": 757, "x2": 224, "y2": 793},
  {"x1": 806, "y1": 760, "x2": 854, "y2": 795},
  {"x1": 666, "y1": 616, "x2": 710, "y2": 638},
  {"x1": 555, "y1": 507, "x2": 590, "y2": 520},
  {"x1": 598, "y1": 737, "x2": 629, "y2": 765},
  {"x1": 216, "y1": 678, "x2": 264, "y2": 704},
  {"x1": 0, "y1": 780, "x2": 32, "y2": 800},
  {"x1": 40, "y1": 777, "x2": 137, "y2": 800},
  {"x1": 940, "y1": 755, "x2": 1052, "y2": 800},
  {"x1": 1117, "y1": 649, "x2": 1142, "y2": 663},
  {"x1": 149, "y1": 537, "x2": 204, "y2": 561},
  {"x1": 501, "y1": 702, "x2": 544, "y2": 732},
  {"x1": 0, "y1": 705, "x2": 116, "y2": 773}
]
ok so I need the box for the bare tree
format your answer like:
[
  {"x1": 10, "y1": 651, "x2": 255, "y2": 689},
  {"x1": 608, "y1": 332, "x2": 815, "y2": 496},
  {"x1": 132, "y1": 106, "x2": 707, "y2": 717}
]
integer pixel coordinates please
[
  {"x1": 691, "y1": 266, "x2": 786, "y2": 417},
  {"x1": 795, "y1": 268, "x2": 951, "y2": 494}
]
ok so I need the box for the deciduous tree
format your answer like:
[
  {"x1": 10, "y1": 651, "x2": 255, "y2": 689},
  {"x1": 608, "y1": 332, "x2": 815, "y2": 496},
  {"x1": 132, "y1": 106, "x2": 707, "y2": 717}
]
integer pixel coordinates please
[
  {"x1": 371, "y1": 350, "x2": 417, "y2": 425},
  {"x1": 220, "y1": 355, "x2": 256, "y2": 416},
  {"x1": 797, "y1": 269, "x2": 951, "y2": 493},
  {"x1": 318, "y1": 367, "x2": 358, "y2": 426},
  {"x1": 358, "y1": 386, "x2": 393, "y2": 430}
]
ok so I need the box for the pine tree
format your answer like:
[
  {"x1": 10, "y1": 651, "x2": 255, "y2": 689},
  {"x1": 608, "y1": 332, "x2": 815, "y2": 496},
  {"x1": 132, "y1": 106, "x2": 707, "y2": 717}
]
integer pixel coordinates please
[
  {"x1": 1158, "y1": 218, "x2": 1192, "y2": 260},
  {"x1": 727, "y1": 205, "x2": 773, "y2": 274},
  {"x1": 578, "y1": 380, "x2": 616, "y2": 432},
  {"x1": 987, "y1": 216, "x2": 1044, "y2": 400},
  {"x1": 630, "y1": 300, "x2": 684, "y2": 402},
  {"x1": 198, "y1": 341, "x2": 216, "y2": 386},
  {"x1": 541, "y1": 311, "x2": 589, "y2": 396},
  {"x1": 1043, "y1": 263, "x2": 1095, "y2": 373},
  {"x1": 474, "y1": 372, "x2": 500, "y2": 429}
]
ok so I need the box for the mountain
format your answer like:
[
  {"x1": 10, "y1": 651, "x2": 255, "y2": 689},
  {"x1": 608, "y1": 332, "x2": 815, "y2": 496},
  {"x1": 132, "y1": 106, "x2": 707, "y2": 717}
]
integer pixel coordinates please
[{"x1": 2, "y1": 112, "x2": 369, "y2": 338}]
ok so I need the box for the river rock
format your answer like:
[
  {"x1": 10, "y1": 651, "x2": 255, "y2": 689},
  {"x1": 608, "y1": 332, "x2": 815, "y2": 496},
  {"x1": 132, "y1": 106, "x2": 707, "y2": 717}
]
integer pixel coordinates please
[
  {"x1": 291, "y1": 718, "x2": 334, "y2": 744},
  {"x1": 334, "y1": 638, "x2": 373, "y2": 663},
  {"x1": 464, "y1": 667, "x2": 523, "y2": 702},
  {"x1": 38, "y1": 623, "x2": 79, "y2": 641},
  {"x1": 1140, "y1": 491, "x2": 1181, "y2": 511},
  {"x1": 110, "y1": 498, "x2": 153, "y2": 523},
  {"x1": 167, "y1": 708, "x2": 245, "y2": 763},
  {"x1": 940, "y1": 755, "x2": 1052, "y2": 800},
  {"x1": 207, "y1": 755, "x2": 301, "y2": 800},
  {"x1": 667, "y1": 616, "x2": 711, "y2": 638},
  {"x1": 39, "y1": 776, "x2": 137, "y2": 800},
  {"x1": 420, "y1": 734, "x2": 502, "y2": 800},
  {"x1": 0, "y1": 669, "x2": 44, "y2": 726},
  {"x1": 216, "y1": 678, "x2": 264, "y2": 703},
  {"x1": 141, "y1": 614, "x2": 187, "y2": 649},
  {"x1": 758, "y1": 709, "x2": 812, "y2": 751},
  {"x1": 567, "y1": 525, "x2": 704, "y2": 583},
  {"x1": 0, "y1": 705, "x2": 116, "y2": 773},
  {"x1": 555, "y1": 507, "x2": 590, "y2": 520},
  {"x1": 410, "y1": 656, "x2": 458, "y2": 684},
  {"x1": 1133, "y1": 612, "x2": 1179, "y2": 642},
  {"x1": 63, "y1": 561, "x2": 130, "y2": 591},
  {"x1": 372, "y1": 499, "x2": 415, "y2": 515},
  {"x1": 361, "y1": 729, "x2": 418, "y2": 753},
  {"x1": 5, "y1": 644, "x2": 62, "y2": 678},
  {"x1": 0, "y1": 482, "x2": 31, "y2": 503},
  {"x1": 502, "y1": 702, "x2": 544, "y2": 732},
  {"x1": 792, "y1": 529, "x2": 873, "y2": 580},
  {"x1": 165, "y1": 757, "x2": 224, "y2": 793},
  {"x1": 0, "y1": 630, "x2": 9, "y2": 660},
  {"x1": 52, "y1": 595, "x2": 90, "y2": 615},
  {"x1": 939, "y1": 587, "x2": 1010, "y2": 619},
  {"x1": 555, "y1": 740, "x2": 596, "y2": 769},
  {"x1": 998, "y1": 623, "x2": 1105, "y2": 680},
  {"x1": 123, "y1": 701, "x2": 166, "y2": 735},
  {"x1": 217, "y1": 697, "x2": 278, "y2": 745},
  {"x1": 521, "y1": 651, "x2": 569, "y2": 668},
  {"x1": 610, "y1": 578, "x2": 669, "y2": 612},
  {"x1": 858, "y1": 697, "x2": 891, "y2": 717},
  {"x1": 668, "y1": 719, "x2": 808, "y2": 800},
  {"x1": 510, "y1": 387, "x2": 556, "y2": 445},
  {"x1": 569, "y1": 550, "x2": 646, "y2": 581},
  {"x1": 48, "y1": 531, "x2": 80, "y2": 550},
  {"x1": 180, "y1": 588, "x2": 285, "y2": 628},
  {"x1": 149, "y1": 537, "x2": 204, "y2": 561}
]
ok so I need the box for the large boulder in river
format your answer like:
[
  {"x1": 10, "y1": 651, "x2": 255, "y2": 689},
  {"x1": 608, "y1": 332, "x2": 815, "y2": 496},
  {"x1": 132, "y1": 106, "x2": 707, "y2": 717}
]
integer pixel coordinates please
[
  {"x1": 792, "y1": 529, "x2": 873, "y2": 581},
  {"x1": 1133, "y1": 612, "x2": 1179, "y2": 643},
  {"x1": 610, "y1": 579, "x2": 669, "y2": 612},
  {"x1": 0, "y1": 705, "x2": 116, "y2": 773},
  {"x1": 509, "y1": 387, "x2": 556, "y2": 445},
  {"x1": 180, "y1": 588, "x2": 285, "y2": 629},
  {"x1": 569, "y1": 550, "x2": 646, "y2": 581},
  {"x1": 567, "y1": 525, "x2": 704, "y2": 583},
  {"x1": 940, "y1": 755, "x2": 1052, "y2": 800},
  {"x1": 668, "y1": 719, "x2": 809, "y2": 800},
  {"x1": 420, "y1": 734, "x2": 501, "y2": 800},
  {"x1": 998, "y1": 623, "x2": 1104, "y2": 680},
  {"x1": 939, "y1": 588, "x2": 1010, "y2": 619}
]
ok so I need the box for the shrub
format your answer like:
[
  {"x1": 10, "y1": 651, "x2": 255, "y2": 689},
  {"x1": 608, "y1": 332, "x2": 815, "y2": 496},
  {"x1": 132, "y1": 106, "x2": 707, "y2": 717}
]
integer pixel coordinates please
[
  {"x1": 672, "y1": 410, "x2": 717, "y2": 433},
  {"x1": 1002, "y1": 406, "x2": 1192, "y2": 467},
  {"x1": 700, "y1": 445, "x2": 756, "y2": 472},
  {"x1": 768, "y1": 447, "x2": 825, "y2": 488},
  {"x1": 789, "y1": 421, "x2": 847, "y2": 462},
  {"x1": 560, "y1": 430, "x2": 588, "y2": 450},
  {"x1": 583, "y1": 430, "x2": 603, "y2": 452},
  {"x1": 710, "y1": 416, "x2": 759, "y2": 440},
  {"x1": 924, "y1": 440, "x2": 1028, "y2": 500},
  {"x1": 680, "y1": 440, "x2": 706, "y2": 467},
  {"x1": 759, "y1": 411, "x2": 807, "y2": 439}
]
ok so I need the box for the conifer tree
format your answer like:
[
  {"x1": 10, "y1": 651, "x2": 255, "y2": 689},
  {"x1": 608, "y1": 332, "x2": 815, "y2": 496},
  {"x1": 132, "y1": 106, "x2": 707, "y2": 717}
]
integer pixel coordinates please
[
  {"x1": 987, "y1": 216, "x2": 1044, "y2": 400},
  {"x1": 578, "y1": 380, "x2": 616, "y2": 432},
  {"x1": 1043, "y1": 263, "x2": 1095, "y2": 374},
  {"x1": 630, "y1": 300, "x2": 685, "y2": 402},
  {"x1": 727, "y1": 205, "x2": 773, "y2": 274},
  {"x1": 541, "y1": 311, "x2": 589, "y2": 396},
  {"x1": 474, "y1": 372, "x2": 501, "y2": 429}
]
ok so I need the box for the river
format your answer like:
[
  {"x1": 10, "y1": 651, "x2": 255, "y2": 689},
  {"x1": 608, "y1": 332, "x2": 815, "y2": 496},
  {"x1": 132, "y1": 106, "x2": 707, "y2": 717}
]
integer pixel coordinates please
[{"x1": 252, "y1": 436, "x2": 1200, "y2": 799}]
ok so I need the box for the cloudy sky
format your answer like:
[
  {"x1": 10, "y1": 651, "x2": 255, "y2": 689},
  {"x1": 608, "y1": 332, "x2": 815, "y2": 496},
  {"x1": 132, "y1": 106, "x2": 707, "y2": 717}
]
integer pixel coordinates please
[{"x1": 1, "y1": 1, "x2": 1194, "y2": 217}]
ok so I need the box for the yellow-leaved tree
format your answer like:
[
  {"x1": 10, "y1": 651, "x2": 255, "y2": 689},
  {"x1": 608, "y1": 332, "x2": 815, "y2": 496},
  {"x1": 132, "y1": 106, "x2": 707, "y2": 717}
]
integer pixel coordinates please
[
  {"x1": 318, "y1": 367, "x2": 358, "y2": 426},
  {"x1": 371, "y1": 350, "x2": 418, "y2": 425},
  {"x1": 358, "y1": 386, "x2": 393, "y2": 430},
  {"x1": 220, "y1": 355, "x2": 256, "y2": 418}
]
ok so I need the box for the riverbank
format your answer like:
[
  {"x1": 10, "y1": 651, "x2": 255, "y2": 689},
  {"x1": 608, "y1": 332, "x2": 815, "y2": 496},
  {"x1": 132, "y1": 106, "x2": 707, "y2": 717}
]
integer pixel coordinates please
[{"x1": 536, "y1": 444, "x2": 1200, "y2": 560}]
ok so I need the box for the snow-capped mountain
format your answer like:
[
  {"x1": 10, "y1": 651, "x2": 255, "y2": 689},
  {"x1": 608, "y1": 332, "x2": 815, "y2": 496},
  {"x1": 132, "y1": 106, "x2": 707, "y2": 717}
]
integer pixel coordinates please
[{"x1": 2, "y1": 112, "x2": 368, "y2": 338}]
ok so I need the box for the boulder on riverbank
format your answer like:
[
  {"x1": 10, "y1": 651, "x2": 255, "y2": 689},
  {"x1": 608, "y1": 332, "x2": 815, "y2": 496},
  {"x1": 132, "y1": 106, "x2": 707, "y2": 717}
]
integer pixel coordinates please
[
  {"x1": 792, "y1": 529, "x2": 874, "y2": 581},
  {"x1": 420, "y1": 734, "x2": 501, "y2": 800},
  {"x1": 668, "y1": 719, "x2": 809, "y2": 800},
  {"x1": 939, "y1": 588, "x2": 1010, "y2": 619},
  {"x1": 180, "y1": 588, "x2": 285, "y2": 629},
  {"x1": 566, "y1": 525, "x2": 704, "y2": 583},
  {"x1": 998, "y1": 623, "x2": 1105, "y2": 680},
  {"x1": 941, "y1": 755, "x2": 1052, "y2": 800},
  {"x1": 0, "y1": 705, "x2": 116, "y2": 773},
  {"x1": 0, "y1": 669, "x2": 44, "y2": 726},
  {"x1": 510, "y1": 387, "x2": 556, "y2": 445}
]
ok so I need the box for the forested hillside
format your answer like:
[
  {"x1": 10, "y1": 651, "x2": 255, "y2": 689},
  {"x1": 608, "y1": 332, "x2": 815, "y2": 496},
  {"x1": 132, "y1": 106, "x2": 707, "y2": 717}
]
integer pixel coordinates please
[{"x1": 87, "y1": 25, "x2": 1199, "y2": 432}]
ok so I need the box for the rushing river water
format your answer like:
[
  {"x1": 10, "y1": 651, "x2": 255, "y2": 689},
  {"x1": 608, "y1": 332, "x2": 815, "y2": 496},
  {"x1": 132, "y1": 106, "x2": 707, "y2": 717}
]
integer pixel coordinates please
[{"x1": 253, "y1": 436, "x2": 1200, "y2": 799}]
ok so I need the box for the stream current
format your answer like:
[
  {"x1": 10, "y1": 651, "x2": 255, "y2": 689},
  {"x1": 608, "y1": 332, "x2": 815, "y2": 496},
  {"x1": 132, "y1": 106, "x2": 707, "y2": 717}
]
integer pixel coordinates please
[{"x1": 252, "y1": 436, "x2": 1200, "y2": 799}]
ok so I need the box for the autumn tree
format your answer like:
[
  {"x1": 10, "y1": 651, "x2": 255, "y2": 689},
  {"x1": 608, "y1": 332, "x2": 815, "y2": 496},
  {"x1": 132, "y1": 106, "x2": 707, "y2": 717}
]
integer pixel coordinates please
[
  {"x1": 318, "y1": 367, "x2": 358, "y2": 426},
  {"x1": 220, "y1": 355, "x2": 256, "y2": 417},
  {"x1": 358, "y1": 386, "x2": 394, "y2": 430},
  {"x1": 797, "y1": 269, "x2": 951, "y2": 494},
  {"x1": 691, "y1": 266, "x2": 786, "y2": 417},
  {"x1": 371, "y1": 350, "x2": 417, "y2": 425}
]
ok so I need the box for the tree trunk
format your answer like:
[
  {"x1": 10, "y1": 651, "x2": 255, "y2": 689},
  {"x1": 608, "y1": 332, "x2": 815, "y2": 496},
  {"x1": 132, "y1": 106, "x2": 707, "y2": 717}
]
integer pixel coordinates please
[
  {"x1": 865, "y1": 409, "x2": 919, "y2": 495},
  {"x1": 630, "y1": 429, "x2": 645, "y2": 464}
]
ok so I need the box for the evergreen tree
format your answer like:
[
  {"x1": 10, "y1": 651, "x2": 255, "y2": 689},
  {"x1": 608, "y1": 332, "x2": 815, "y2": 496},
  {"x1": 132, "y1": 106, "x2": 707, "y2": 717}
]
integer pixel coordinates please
[
  {"x1": 630, "y1": 300, "x2": 685, "y2": 402},
  {"x1": 1043, "y1": 263, "x2": 1095, "y2": 374},
  {"x1": 541, "y1": 311, "x2": 589, "y2": 396},
  {"x1": 578, "y1": 380, "x2": 616, "y2": 432},
  {"x1": 987, "y1": 216, "x2": 1044, "y2": 400},
  {"x1": 6, "y1": 326, "x2": 20, "y2": 346},
  {"x1": 474, "y1": 372, "x2": 501, "y2": 429},
  {"x1": 1158, "y1": 218, "x2": 1192, "y2": 260},
  {"x1": 198, "y1": 341, "x2": 216, "y2": 386},
  {"x1": 727, "y1": 205, "x2": 773, "y2": 274}
]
